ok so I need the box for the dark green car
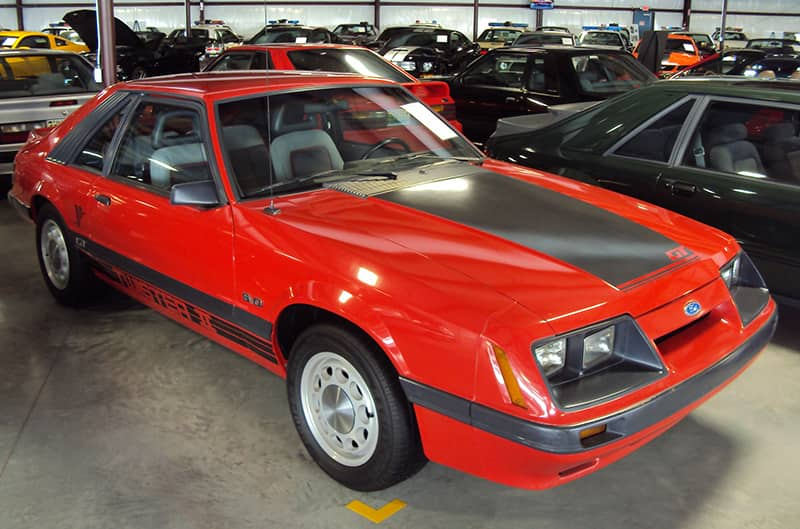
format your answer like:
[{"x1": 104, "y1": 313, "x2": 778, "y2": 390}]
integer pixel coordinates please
[{"x1": 487, "y1": 79, "x2": 800, "y2": 299}]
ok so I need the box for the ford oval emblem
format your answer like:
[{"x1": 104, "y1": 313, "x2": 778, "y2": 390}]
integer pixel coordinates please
[{"x1": 684, "y1": 300, "x2": 701, "y2": 317}]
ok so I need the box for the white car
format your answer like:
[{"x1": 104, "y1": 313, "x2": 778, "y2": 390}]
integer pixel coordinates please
[{"x1": 0, "y1": 49, "x2": 100, "y2": 176}]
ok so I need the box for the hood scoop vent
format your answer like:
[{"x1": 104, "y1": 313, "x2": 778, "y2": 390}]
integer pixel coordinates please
[{"x1": 325, "y1": 160, "x2": 479, "y2": 198}]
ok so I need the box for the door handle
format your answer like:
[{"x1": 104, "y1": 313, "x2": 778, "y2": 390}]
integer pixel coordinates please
[
  {"x1": 660, "y1": 178, "x2": 697, "y2": 197},
  {"x1": 94, "y1": 194, "x2": 111, "y2": 206}
]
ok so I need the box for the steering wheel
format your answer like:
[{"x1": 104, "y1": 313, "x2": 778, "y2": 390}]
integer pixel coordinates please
[{"x1": 360, "y1": 137, "x2": 412, "y2": 159}]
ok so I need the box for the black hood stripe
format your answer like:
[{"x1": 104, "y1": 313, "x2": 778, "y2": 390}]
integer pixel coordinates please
[{"x1": 375, "y1": 170, "x2": 693, "y2": 288}]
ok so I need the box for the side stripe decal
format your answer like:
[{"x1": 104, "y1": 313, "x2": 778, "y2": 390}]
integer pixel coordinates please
[{"x1": 80, "y1": 235, "x2": 277, "y2": 363}]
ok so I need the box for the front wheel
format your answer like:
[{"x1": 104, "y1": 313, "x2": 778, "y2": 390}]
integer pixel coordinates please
[{"x1": 287, "y1": 324, "x2": 425, "y2": 490}]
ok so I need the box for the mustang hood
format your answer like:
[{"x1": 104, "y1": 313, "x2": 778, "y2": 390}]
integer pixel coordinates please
[
  {"x1": 64, "y1": 9, "x2": 144, "y2": 52},
  {"x1": 312, "y1": 161, "x2": 724, "y2": 327}
]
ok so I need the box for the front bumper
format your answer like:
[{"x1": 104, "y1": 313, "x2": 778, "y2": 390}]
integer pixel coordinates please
[{"x1": 402, "y1": 303, "x2": 777, "y2": 488}]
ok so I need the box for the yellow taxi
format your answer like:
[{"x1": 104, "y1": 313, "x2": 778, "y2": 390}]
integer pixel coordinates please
[{"x1": 0, "y1": 31, "x2": 88, "y2": 53}]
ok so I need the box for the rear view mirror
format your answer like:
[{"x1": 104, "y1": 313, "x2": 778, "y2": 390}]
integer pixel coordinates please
[{"x1": 170, "y1": 180, "x2": 220, "y2": 207}]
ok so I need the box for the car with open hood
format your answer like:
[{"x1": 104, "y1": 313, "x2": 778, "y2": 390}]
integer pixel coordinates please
[
  {"x1": 63, "y1": 9, "x2": 203, "y2": 80},
  {"x1": 8, "y1": 71, "x2": 776, "y2": 491},
  {"x1": 486, "y1": 78, "x2": 800, "y2": 299}
]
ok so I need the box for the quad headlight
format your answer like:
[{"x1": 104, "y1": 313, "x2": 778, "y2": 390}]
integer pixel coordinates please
[
  {"x1": 583, "y1": 326, "x2": 615, "y2": 369},
  {"x1": 534, "y1": 338, "x2": 566, "y2": 376},
  {"x1": 532, "y1": 316, "x2": 665, "y2": 409}
]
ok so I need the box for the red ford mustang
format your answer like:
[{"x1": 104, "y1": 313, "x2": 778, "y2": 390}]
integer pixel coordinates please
[{"x1": 8, "y1": 72, "x2": 777, "y2": 491}]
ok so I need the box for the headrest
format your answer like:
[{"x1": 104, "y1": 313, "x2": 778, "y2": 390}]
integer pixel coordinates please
[
  {"x1": 706, "y1": 123, "x2": 748, "y2": 147},
  {"x1": 222, "y1": 125, "x2": 266, "y2": 150},
  {"x1": 152, "y1": 110, "x2": 201, "y2": 148},
  {"x1": 763, "y1": 122, "x2": 795, "y2": 142},
  {"x1": 271, "y1": 103, "x2": 315, "y2": 135}
]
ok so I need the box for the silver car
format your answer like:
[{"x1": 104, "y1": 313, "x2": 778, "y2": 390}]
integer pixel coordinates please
[{"x1": 0, "y1": 49, "x2": 100, "y2": 175}]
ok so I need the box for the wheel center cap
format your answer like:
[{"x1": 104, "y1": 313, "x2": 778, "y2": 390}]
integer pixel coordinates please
[{"x1": 321, "y1": 385, "x2": 355, "y2": 434}]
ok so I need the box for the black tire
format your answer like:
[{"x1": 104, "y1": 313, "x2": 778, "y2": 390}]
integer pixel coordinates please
[
  {"x1": 286, "y1": 323, "x2": 426, "y2": 491},
  {"x1": 35, "y1": 203, "x2": 98, "y2": 306}
]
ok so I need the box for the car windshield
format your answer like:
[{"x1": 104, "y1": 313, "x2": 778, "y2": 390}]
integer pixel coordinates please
[
  {"x1": 515, "y1": 33, "x2": 571, "y2": 46},
  {"x1": 384, "y1": 31, "x2": 439, "y2": 49},
  {"x1": 286, "y1": 49, "x2": 410, "y2": 83},
  {"x1": 334, "y1": 25, "x2": 371, "y2": 35},
  {"x1": 746, "y1": 39, "x2": 800, "y2": 51},
  {"x1": 571, "y1": 53, "x2": 654, "y2": 95},
  {"x1": 249, "y1": 28, "x2": 320, "y2": 44},
  {"x1": 581, "y1": 32, "x2": 621, "y2": 46},
  {"x1": 665, "y1": 39, "x2": 697, "y2": 55},
  {"x1": 478, "y1": 29, "x2": 520, "y2": 43},
  {"x1": 217, "y1": 85, "x2": 480, "y2": 199},
  {"x1": 0, "y1": 54, "x2": 100, "y2": 98}
]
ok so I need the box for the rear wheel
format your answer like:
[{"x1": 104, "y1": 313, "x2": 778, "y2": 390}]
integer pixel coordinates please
[
  {"x1": 287, "y1": 324, "x2": 425, "y2": 490},
  {"x1": 36, "y1": 203, "x2": 98, "y2": 306}
]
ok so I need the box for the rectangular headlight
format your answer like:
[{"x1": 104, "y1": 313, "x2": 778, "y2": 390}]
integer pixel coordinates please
[
  {"x1": 534, "y1": 338, "x2": 566, "y2": 376},
  {"x1": 583, "y1": 326, "x2": 615, "y2": 369},
  {"x1": 720, "y1": 254, "x2": 741, "y2": 290},
  {"x1": 398, "y1": 60, "x2": 416, "y2": 71}
]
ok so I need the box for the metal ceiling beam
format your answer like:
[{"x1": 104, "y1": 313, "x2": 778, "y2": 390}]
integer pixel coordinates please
[
  {"x1": 682, "y1": 0, "x2": 692, "y2": 29},
  {"x1": 15, "y1": 0, "x2": 23, "y2": 30}
]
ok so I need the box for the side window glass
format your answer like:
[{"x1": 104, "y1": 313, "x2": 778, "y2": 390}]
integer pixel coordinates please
[
  {"x1": 526, "y1": 57, "x2": 549, "y2": 92},
  {"x1": 55, "y1": 38, "x2": 67, "y2": 47},
  {"x1": 74, "y1": 107, "x2": 128, "y2": 171},
  {"x1": 682, "y1": 100, "x2": 800, "y2": 183},
  {"x1": 210, "y1": 52, "x2": 254, "y2": 71},
  {"x1": 615, "y1": 99, "x2": 695, "y2": 163},
  {"x1": 20, "y1": 36, "x2": 50, "y2": 49},
  {"x1": 462, "y1": 53, "x2": 526, "y2": 88},
  {"x1": 111, "y1": 102, "x2": 211, "y2": 191}
]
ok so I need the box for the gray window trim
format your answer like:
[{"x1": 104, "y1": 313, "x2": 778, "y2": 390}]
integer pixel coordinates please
[
  {"x1": 104, "y1": 94, "x2": 228, "y2": 206},
  {"x1": 604, "y1": 95, "x2": 701, "y2": 165}
]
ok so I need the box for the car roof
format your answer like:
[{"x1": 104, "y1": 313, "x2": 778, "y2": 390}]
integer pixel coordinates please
[
  {"x1": 0, "y1": 31, "x2": 50, "y2": 38},
  {"x1": 0, "y1": 48, "x2": 79, "y2": 57},
  {"x1": 121, "y1": 70, "x2": 395, "y2": 101},
  {"x1": 500, "y1": 45, "x2": 627, "y2": 54},
  {"x1": 226, "y1": 43, "x2": 363, "y2": 52},
  {"x1": 647, "y1": 77, "x2": 800, "y2": 103}
]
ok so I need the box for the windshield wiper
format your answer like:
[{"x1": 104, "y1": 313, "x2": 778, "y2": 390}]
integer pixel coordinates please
[
  {"x1": 246, "y1": 170, "x2": 397, "y2": 198},
  {"x1": 377, "y1": 152, "x2": 485, "y2": 165}
]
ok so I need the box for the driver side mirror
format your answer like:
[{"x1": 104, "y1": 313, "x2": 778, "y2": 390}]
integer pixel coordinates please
[{"x1": 170, "y1": 180, "x2": 220, "y2": 207}]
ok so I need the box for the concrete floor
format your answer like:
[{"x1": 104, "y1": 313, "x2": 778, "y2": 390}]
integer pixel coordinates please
[{"x1": 0, "y1": 196, "x2": 798, "y2": 529}]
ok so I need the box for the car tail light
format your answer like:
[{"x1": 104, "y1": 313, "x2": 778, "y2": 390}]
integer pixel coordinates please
[
  {"x1": 0, "y1": 122, "x2": 46, "y2": 144},
  {"x1": 50, "y1": 100, "x2": 77, "y2": 107}
]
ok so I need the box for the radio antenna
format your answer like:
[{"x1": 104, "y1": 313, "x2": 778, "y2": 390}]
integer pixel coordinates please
[{"x1": 262, "y1": 0, "x2": 280, "y2": 216}]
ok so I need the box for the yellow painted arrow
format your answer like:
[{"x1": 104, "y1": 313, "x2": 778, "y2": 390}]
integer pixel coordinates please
[{"x1": 346, "y1": 499, "x2": 407, "y2": 523}]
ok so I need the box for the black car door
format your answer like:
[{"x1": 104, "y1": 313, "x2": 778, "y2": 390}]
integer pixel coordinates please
[
  {"x1": 451, "y1": 52, "x2": 538, "y2": 143},
  {"x1": 653, "y1": 96, "x2": 800, "y2": 297}
]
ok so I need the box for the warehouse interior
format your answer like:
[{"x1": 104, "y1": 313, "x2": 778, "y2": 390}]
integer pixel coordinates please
[{"x1": 2, "y1": 0, "x2": 800, "y2": 528}]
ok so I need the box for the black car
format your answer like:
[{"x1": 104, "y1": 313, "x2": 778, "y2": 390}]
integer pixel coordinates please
[
  {"x1": 486, "y1": 79, "x2": 800, "y2": 298},
  {"x1": 728, "y1": 55, "x2": 800, "y2": 78},
  {"x1": 332, "y1": 22, "x2": 378, "y2": 45},
  {"x1": 368, "y1": 26, "x2": 480, "y2": 78},
  {"x1": 447, "y1": 46, "x2": 655, "y2": 143},
  {"x1": 64, "y1": 10, "x2": 200, "y2": 79},
  {"x1": 247, "y1": 21, "x2": 337, "y2": 45}
]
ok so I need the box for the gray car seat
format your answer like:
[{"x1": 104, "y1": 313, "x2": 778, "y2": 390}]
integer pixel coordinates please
[
  {"x1": 222, "y1": 124, "x2": 271, "y2": 196},
  {"x1": 270, "y1": 129, "x2": 344, "y2": 181},
  {"x1": 706, "y1": 123, "x2": 765, "y2": 175}
]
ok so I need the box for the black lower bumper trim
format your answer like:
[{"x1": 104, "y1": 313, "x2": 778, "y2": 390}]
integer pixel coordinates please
[
  {"x1": 7, "y1": 191, "x2": 32, "y2": 223},
  {"x1": 400, "y1": 308, "x2": 777, "y2": 454}
]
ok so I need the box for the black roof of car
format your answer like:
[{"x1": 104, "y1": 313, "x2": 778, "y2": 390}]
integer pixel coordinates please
[{"x1": 497, "y1": 45, "x2": 629, "y2": 54}]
